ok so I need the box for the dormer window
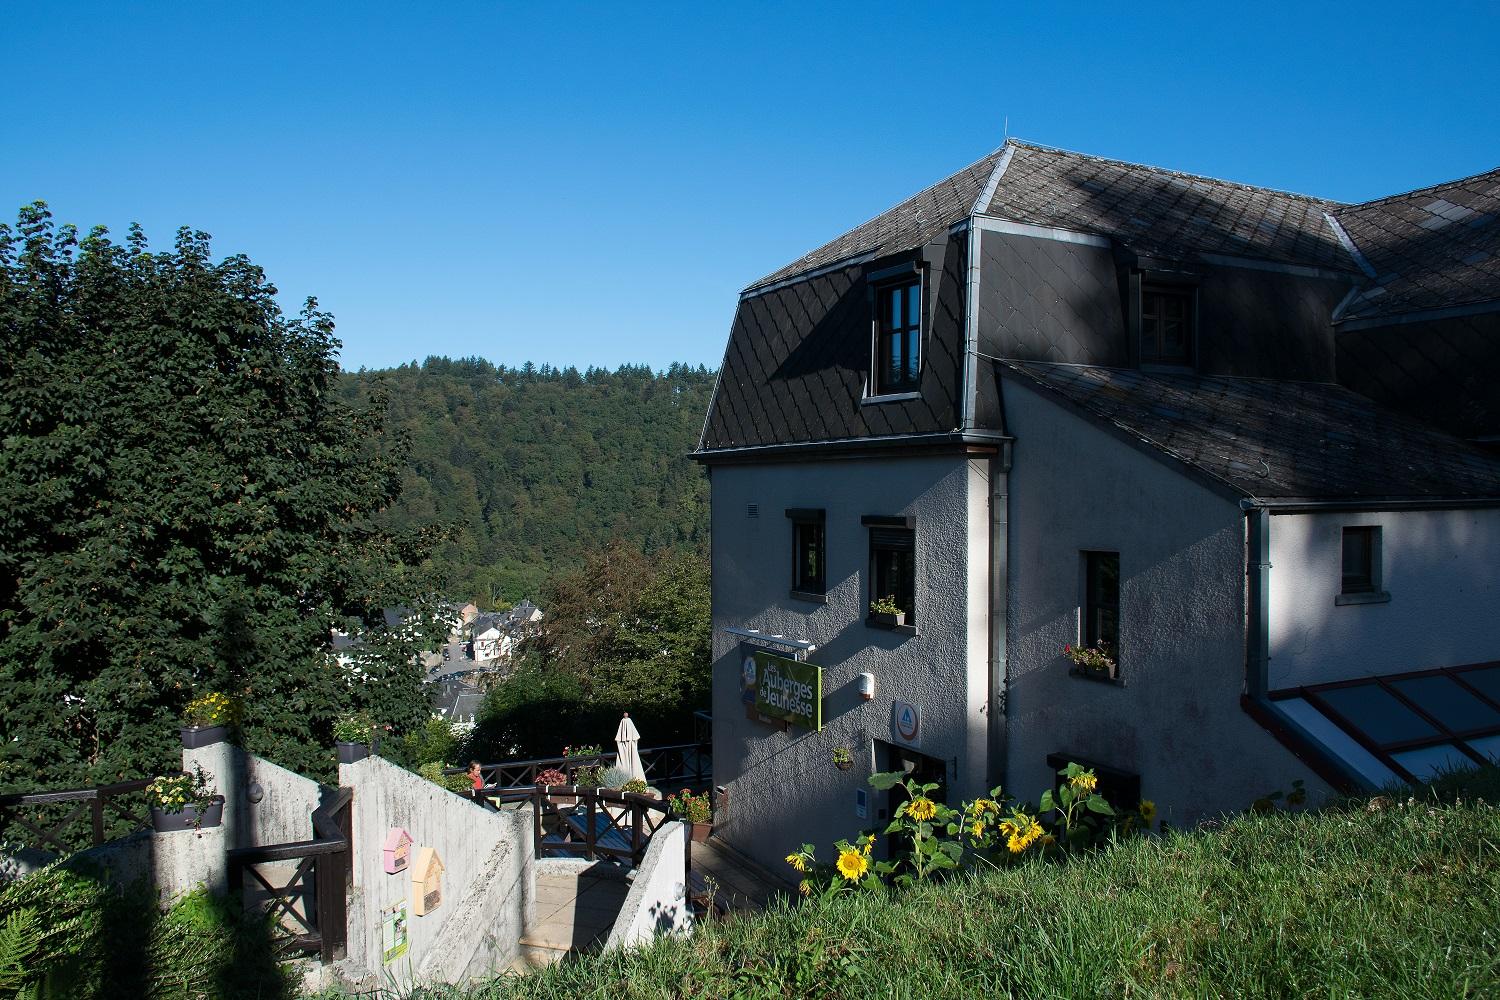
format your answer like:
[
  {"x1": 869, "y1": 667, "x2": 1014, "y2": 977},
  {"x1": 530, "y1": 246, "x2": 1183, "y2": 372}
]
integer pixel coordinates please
[
  {"x1": 874, "y1": 277, "x2": 922, "y2": 395},
  {"x1": 1140, "y1": 285, "x2": 1195, "y2": 366}
]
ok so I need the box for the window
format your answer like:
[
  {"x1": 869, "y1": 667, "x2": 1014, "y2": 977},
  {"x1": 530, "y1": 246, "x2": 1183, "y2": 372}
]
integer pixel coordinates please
[
  {"x1": 1082, "y1": 551, "x2": 1120, "y2": 655},
  {"x1": 1140, "y1": 285, "x2": 1194, "y2": 365},
  {"x1": 1337, "y1": 526, "x2": 1387, "y2": 604},
  {"x1": 874, "y1": 278, "x2": 921, "y2": 395},
  {"x1": 787, "y1": 509, "x2": 826, "y2": 597},
  {"x1": 864, "y1": 516, "x2": 915, "y2": 627}
]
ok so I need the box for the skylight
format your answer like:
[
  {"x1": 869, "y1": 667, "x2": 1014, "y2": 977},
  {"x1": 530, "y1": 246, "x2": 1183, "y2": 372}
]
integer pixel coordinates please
[{"x1": 1270, "y1": 663, "x2": 1500, "y2": 787}]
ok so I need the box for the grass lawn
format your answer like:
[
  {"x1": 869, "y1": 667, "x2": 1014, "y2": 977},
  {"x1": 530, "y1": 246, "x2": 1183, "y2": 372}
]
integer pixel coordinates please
[{"x1": 336, "y1": 771, "x2": 1500, "y2": 999}]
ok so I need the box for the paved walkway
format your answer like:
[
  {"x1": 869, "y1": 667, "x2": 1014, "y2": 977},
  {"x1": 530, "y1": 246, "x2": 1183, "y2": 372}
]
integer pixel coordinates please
[
  {"x1": 515, "y1": 864, "x2": 630, "y2": 968},
  {"x1": 691, "y1": 837, "x2": 791, "y2": 915}
]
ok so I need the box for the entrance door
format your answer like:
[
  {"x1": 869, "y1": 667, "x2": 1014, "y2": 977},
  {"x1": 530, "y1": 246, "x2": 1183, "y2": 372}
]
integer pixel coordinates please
[{"x1": 878, "y1": 742, "x2": 946, "y2": 821}]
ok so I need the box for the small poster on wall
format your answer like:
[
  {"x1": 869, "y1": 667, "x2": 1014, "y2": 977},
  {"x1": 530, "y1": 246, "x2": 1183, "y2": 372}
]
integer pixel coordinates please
[{"x1": 381, "y1": 901, "x2": 408, "y2": 964}]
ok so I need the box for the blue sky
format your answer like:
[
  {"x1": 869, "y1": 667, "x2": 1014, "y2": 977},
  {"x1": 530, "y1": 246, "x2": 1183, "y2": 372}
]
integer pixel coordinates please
[{"x1": 4, "y1": 2, "x2": 1497, "y2": 372}]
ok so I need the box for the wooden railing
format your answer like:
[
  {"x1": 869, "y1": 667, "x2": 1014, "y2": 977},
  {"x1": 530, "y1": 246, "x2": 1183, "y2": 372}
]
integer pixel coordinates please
[
  {"x1": 457, "y1": 741, "x2": 710, "y2": 791},
  {"x1": 0, "y1": 778, "x2": 153, "y2": 854},
  {"x1": 226, "y1": 787, "x2": 352, "y2": 963},
  {"x1": 490, "y1": 785, "x2": 690, "y2": 886}
]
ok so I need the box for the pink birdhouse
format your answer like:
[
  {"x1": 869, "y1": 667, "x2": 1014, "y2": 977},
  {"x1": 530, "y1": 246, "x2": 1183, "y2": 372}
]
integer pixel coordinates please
[{"x1": 383, "y1": 827, "x2": 413, "y2": 874}]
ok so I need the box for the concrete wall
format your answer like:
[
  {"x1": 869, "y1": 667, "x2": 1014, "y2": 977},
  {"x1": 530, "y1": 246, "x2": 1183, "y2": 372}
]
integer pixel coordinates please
[
  {"x1": 709, "y1": 452, "x2": 989, "y2": 873},
  {"x1": 603, "y1": 821, "x2": 691, "y2": 951},
  {"x1": 1267, "y1": 508, "x2": 1500, "y2": 689},
  {"x1": 1001, "y1": 374, "x2": 1332, "y2": 824},
  {"x1": 183, "y1": 740, "x2": 324, "y2": 851},
  {"x1": 337, "y1": 756, "x2": 533, "y2": 989},
  {"x1": 66, "y1": 824, "x2": 229, "y2": 904}
]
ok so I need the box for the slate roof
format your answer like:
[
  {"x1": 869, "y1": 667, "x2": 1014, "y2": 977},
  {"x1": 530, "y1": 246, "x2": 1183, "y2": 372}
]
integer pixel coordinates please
[
  {"x1": 982, "y1": 142, "x2": 1357, "y2": 272},
  {"x1": 747, "y1": 148, "x2": 1005, "y2": 290},
  {"x1": 1001, "y1": 361, "x2": 1500, "y2": 502},
  {"x1": 1332, "y1": 168, "x2": 1500, "y2": 322}
]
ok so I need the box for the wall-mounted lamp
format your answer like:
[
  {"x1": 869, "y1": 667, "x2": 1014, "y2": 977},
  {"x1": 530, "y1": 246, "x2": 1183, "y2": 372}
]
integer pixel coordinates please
[{"x1": 857, "y1": 672, "x2": 876, "y2": 701}]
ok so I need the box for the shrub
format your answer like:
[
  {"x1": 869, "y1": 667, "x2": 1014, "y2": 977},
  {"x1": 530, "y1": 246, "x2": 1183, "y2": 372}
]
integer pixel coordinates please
[
  {"x1": 621, "y1": 779, "x2": 650, "y2": 796},
  {"x1": 535, "y1": 768, "x2": 568, "y2": 787},
  {"x1": 600, "y1": 766, "x2": 632, "y2": 789},
  {"x1": 419, "y1": 762, "x2": 474, "y2": 796}
]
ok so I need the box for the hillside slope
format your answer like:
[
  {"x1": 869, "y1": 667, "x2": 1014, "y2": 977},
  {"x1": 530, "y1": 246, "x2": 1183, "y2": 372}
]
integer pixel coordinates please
[
  {"x1": 338, "y1": 359, "x2": 714, "y2": 603},
  {"x1": 437, "y1": 789, "x2": 1500, "y2": 999}
]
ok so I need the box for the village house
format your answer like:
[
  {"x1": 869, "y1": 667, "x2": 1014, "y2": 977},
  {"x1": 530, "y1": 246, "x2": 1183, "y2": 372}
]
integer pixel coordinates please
[{"x1": 694, "y1": 139, "x2": 1500, "y2": 873}]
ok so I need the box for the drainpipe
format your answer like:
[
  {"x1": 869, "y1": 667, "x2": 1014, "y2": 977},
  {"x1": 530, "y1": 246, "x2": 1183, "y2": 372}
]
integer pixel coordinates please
[
  {"x1": 988, "y1": 443, "x2": 1012, "y2": 791},
  {"x1": 1239, "y1": 500, "x2": 1365, "y2": 793}
]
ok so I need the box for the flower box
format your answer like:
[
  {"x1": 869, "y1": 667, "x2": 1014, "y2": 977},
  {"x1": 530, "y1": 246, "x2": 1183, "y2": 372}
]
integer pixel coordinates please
[
  {"x1": 150, "y1": 796, "x2": 225, "y2": 833},
  {"x1": 870, "y1": 611, "x2": 906, "y2": 628},
  {"x1": 180, "y1": 725, "x2": 229, "y2": 750},
  {"x1": 337, "y1": 741, "x2": 371, "y2": 764}
]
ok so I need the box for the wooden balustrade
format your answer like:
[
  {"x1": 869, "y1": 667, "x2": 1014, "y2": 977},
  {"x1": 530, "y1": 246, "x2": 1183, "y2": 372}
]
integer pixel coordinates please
[{"x1": 0, "y1": 778, "x2": 153, "y2": 854}]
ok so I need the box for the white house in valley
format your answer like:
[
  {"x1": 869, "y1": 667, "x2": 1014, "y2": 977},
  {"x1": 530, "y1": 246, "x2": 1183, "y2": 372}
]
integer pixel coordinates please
[{"x1": 693, "y1": 139, "x2": 1500, "y2": 874}]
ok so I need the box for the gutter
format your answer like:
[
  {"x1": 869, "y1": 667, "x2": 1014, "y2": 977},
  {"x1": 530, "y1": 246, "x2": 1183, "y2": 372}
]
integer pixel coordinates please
[{"x1": 1238, "y1": 500, "x2": 1370, "y2": 795}]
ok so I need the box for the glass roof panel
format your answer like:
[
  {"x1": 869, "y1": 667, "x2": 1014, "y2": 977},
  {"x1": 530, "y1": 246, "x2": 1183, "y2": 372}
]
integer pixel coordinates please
[
  {"x1": 1390, "y1": 745, "x2": 1472, "y2": 782},
  {"x1": 1391, "y1": 675, "x2": 1500, "y2": 733},
  {"x1": 1316, "y1": 684, "x2": 1439, "y2": 746},
  {"x1": 1275, "y1": 697, "x2": 1401, "y2": 789},
  {"x1": 1466, "y1": 734, "x2": 1500, "y2": 765},
  {"x1": 1457, "y1": 667, "x2": 1500, "y2": 707}
]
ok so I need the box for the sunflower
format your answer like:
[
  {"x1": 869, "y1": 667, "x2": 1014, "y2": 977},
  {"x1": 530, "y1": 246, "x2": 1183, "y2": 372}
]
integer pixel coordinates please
[
  {"x1": 1007, "y1": 822, "x2": 1043, "y2": 854},
  {"x1": 798, "y1": 880, "x2": 812, "y2": 897},
  {"x1": 785, "y1": 853, "x2": 808, "y2": 872},
  {"x1": 1139, "y1": 799, "x2": 1157, "y2": 824},
  {"x1": 836, "y1": 848, "x2": 870, "y2": 881},
  {"x1": 907, "y1": 797, "x2": 937, "y2": 822},
  {"x1": 969, "y1": 820, "x2": 985, "y2": 838},
  {"x1": 1069, "y1": 771, "x2": 1099, "y2": 794}
]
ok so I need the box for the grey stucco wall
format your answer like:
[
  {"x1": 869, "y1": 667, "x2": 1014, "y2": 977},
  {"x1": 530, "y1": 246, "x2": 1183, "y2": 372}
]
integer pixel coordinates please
[
  {"x1": 1268, "y1": 508, "x2": 1500, "y2": 689},
  {"x1": 337, "y1": 756, "x2": 533, "y2": 989},
  {"x1": 709, "y1": 452, "x2": 989, "y2": 873},
  {"x1": 183, "y1": 741, "x2": 324, "y2": 851},
  {"x1": 1000, "y1": 373, "x2": 1331, "y2": 824}
]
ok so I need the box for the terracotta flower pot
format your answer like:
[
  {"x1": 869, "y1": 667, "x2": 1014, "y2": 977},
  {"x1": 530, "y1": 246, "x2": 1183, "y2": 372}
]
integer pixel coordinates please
[
  {"x1": 150, "y1": 796, "x2": 225, "y2": 832},
  {"x1": 180, "y1": 725, "x2": 229, "y2": 749},
  {"x1": 690, "y1": 821, "x2": 712, "y2": 843}
]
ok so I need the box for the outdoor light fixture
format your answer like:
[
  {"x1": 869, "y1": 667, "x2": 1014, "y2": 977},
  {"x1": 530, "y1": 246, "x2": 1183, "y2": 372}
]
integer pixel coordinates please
[{"x1": 857, "y1": 672, "x2": 875, "y2": 700}]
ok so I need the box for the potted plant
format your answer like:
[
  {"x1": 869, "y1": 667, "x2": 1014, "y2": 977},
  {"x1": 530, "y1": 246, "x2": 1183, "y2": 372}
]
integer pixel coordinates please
[
  {"x1": 869, "y1": 595, "x2": 906, "y2": 628},
  {"x1": 147, "y1": 764, "x2": 224, "y2": 833},
  {"x1": 180, "y1": 692, "x2": 240, "y2": 749},
  {"x1": 667, "y1": 789, "x2": 713, "y2": 843},
  {"x1": 563, "y1": 744, "x2": 606, "y2": 789},
  {"x1": 1064, "y1": 641, "x2": 1117, "y2": 681},
  {"x1": 333, "y1": 711, "x2": 375, "y2": 763},
  {"x1": 832, "y1": 747, "x2": 854, "y2": 772}
]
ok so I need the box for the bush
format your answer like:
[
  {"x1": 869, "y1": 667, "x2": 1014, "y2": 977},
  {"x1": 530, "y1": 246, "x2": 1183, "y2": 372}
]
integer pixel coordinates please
[
  {"x1": 621, "y1": 778, "x2": 650, "y2": 796},
  {"x1": 535, "y1": 768, "x2": 568, "y2": 787},
  {"x1": 419, "y1": 762, "x2": 474, "y2": 796},
  {"x1": 600, "y1": 766, "x2": 632, "y2": 789}
]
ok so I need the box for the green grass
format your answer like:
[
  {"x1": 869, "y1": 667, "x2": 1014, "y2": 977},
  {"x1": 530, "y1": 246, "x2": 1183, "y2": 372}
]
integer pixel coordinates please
[{"x1": 380, "y1": 771, "x2": 1500, "y2": 1000}]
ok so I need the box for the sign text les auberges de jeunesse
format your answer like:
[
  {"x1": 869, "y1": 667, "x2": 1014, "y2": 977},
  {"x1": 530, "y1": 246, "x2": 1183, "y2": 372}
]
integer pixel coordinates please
[{"x1": 743, "y1": 648, "x2": 822, "y2": 730}]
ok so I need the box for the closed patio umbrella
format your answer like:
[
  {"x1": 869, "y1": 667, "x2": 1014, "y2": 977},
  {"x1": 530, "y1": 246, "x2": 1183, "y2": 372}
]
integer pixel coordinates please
[{"x1": 615, "y1": 713, "x2": 645, "y2": 783}]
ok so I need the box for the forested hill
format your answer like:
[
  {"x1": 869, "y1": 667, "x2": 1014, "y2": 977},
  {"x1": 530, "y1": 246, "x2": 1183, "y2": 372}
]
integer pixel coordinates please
[{"x1": 337, "y1": 358, "x2": 716, "y2": 604}]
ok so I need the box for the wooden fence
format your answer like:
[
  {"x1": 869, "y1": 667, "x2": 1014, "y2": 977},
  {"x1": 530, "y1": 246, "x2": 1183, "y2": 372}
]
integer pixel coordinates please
[{"x1": 0, "y1": 778, "x2": 153, "y2": 854}]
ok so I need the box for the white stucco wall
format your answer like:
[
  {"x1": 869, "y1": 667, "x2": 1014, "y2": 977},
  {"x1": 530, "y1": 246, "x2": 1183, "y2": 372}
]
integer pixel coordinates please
[
  {"x1": 709, "y1": 453, "x2": 990, "y2": 874},
  {"x1": 1267, "y1": 508, "x2": 1500, "y2": 689},
  {"x1": 603, "y1": 820, "x2": 691, "y2": 951},
  {"x1": 1001, "y1": 374, "x2": 1331, "y2": 824}
]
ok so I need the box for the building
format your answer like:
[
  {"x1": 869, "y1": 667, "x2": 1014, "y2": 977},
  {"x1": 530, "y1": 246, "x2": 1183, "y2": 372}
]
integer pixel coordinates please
[{"x1": 693, "y1": 139, "x2": 1500, "y2": 873}]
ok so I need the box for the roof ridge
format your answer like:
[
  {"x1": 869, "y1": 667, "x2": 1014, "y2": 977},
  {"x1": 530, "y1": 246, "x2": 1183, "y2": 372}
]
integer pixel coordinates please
[
  {"x1": 996, "y1": 137, "x2": 1345, "y2": 207},
  {"x1": 1338, "y1": 164, "x2": 1500, "y2": 213},
  {"x1": 1004, "y1": 359, "x2": 1350, "y2": 390}
]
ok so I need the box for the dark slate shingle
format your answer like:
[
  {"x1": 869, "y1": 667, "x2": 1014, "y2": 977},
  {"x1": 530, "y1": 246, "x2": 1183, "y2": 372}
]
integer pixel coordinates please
[
  {"x1": 983, "y1": 142, "x2": 1359, "y2": 272},
  {"x1": 1332, "y1": 167, "x2": 1500, "y2": 321},
  {"x1": 1002, "y1": 361, "x2": 1500, "y2": 501}
]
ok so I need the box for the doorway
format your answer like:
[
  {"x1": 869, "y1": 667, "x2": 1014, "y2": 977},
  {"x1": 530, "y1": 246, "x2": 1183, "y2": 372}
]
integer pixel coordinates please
[{"x1": 877, "y1": 742, "x2": 947, "y2": 821}]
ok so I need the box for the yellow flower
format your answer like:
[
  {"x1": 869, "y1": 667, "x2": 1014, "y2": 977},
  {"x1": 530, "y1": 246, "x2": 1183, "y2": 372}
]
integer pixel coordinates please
[
  {"x1": 998, "y1": 819, "x2": 1018, "y2": 838},
  {"x1": 976, "y1": 798, "x2": 1000, "y2": 815},
  {"x1": 1007, "y1": 823, "x2": 1043, "y2": 854},
  {"x1": 860, "y1": 836, "x2": 873, "y2": 856},
  {"x1": 835, "y1": 848, "x2": 869, "y2": 881},
  {"x1": 969, "y1": 820, "x2": 984, "y2": 838},
  {"x1": 1069, "y1": 771, "x2": 1099, "y2": 794},
  {"x1": 798, "y1": 880, "x2": 812, "y2": 897},
  {"x1": 906, "y1": 797, "x2": 937, "y2": 822},
  {"x1": 785, "y1": 853, "x2": 807, "y2": 872},
  {"x1": 1139, "y1": 799, "x2": 1157, "y2": 824}
]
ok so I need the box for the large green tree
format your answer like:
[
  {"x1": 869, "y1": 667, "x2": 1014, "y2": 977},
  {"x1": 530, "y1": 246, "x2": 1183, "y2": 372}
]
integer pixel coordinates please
[{"x1": 0, "y1": 203, "x2": 441, "y2": 793}]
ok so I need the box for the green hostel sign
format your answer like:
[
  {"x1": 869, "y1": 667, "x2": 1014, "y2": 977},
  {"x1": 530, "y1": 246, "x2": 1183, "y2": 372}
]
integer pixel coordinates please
[{"x1": 747, "y1": 649, "x2": 822, "y2": 730}]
